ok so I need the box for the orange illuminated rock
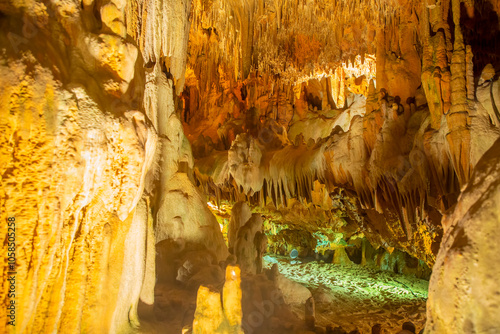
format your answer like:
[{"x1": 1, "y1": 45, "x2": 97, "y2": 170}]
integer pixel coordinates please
[
  {"x1": 192, "y1": 286, "x2": 225, "y2": 334},
  {"x1": 191, "y1": 265, "x2": 244, "y2": 334},
  {"x1": 2, "y1": 0, "x2": 500, "y2": 332}
]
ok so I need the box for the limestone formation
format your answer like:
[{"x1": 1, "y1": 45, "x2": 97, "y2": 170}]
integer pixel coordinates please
[
  {"x1": 192, "y1": 286, "x2": 225, "y2": 334},
  {"x1": 426, "y1": 138, "x2": 500, "y2": 333},
  {"x1": 2, "y1": 0, "x2": 500, "y2": 333},
  {"x1": 0, "y1": 0, "x2": 225, "y2": 332},
  {"x1": 275, "y1": 272, "x2": 312, "y2": 305},
  {"x1": 228, "y1": 202, "x2": 252, "y2": 252},
  {"x1": 191, "y1": 265, "x2": 244, "y2": 334},
  {"x1": 233, "y1": 213, "x2": 264, "y2": 274},
  {"x1": 305, "y1": 296, "x2": 315, "y2": 330}
]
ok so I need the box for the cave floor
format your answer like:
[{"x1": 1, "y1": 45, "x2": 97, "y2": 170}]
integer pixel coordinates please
[{"x1": 264, "y1": 255, "x2": 428, "y2": 333}]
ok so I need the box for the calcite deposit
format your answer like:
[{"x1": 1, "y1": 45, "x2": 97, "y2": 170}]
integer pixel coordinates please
[{"x1": 1, "y1": 0, "x2": 500, "y2": 333}]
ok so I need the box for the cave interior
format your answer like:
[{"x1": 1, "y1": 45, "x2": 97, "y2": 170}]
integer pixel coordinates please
[{"x1": 1, "y1": 0, "x2": 500, "y2": 333}]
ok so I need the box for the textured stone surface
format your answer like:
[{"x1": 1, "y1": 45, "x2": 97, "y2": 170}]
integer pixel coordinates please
[
  {"x1": 2, "y1": 0, "x2": 500, "y2": 332},
  {"x1": 0, "y1": 0, "x2": 227, "y2": 332},
  {"x1": 0, "y1": 43, "x2": 155, "y2": 333},
  {"x1": 192, "y1": 265, "x2": 244, "y2": 334},
  {"x1": 228, "y1": 202, "x2": 252, "y2": 252},
  {"x1": 426, "y1": 138, "x2": 500, "y2": 333},
  {"x1": 276, "y1": 273, "x2": 312, "y2": 305},
  {"x1": 234, "y1": 213, "x2": 263, "y2": 274}
]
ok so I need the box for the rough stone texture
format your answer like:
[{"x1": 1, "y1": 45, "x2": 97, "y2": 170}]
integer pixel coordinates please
[
  {"x1": 426, "y1": 138, "x2": 500, "y2": 333},
  {"x1": 477, "y1": 65, "x2": 500, "y2": 127},
  {"x1": 195, "y1": 79, "x2": 500, "y2": 270},
  {"x1": 183, "y1": 1, "x2": 500, "y2": 329},
  {"x1": 111, "y1": 198, "x2": 154, "y2": 332},
  {"x1": 2, "y1": 0, "x2": 500, "y2": 332},
  {"x1": 192, "y1": 286, "x2": 225, "y2": 334},
  {"x1": 223, "y1": 266, "x2": 244, "y2": 333},
  {"x1": 276, "y1": 272, "x2": 313, "y2": 305},
  {"x1": 234, "y1": 213, "x2": 263, "y2": 274},
  {"x1": 155, "y1": 172, "x2": 227, "y2": 261},
  {"x1": 0, "y1": 0, "x2": 228, "y2": 332},
  {"x1": 0, "y1": 37, "x2": 155, "y2": 333}
]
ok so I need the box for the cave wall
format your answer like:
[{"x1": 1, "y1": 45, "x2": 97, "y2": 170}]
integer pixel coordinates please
[
  {"x1": 426, "y1": 138, "x2": 500, "y2": 333},
  {"x1": 0, "y1": 0, "x2": 226, "y2": 332},
  {"x1": 186, "y1": 3, "x2": 500, "y2": 332}
]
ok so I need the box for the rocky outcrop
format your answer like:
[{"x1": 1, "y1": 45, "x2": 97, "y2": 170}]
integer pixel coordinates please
[
  {"x1": 232, "y1": 210, "x2": 265, "y2": 275},
  {"x1": 192, "y1": 266, "x2": 244, "y2": 334}
]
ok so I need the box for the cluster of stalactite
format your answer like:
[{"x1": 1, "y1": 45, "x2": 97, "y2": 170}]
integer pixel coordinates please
[
  {"x1": 183, "y1": 0, "x2": 394, "y2": 128},
  {"x1": 186, "y1": 0, "x2": 500, "y2": 268},
  {"x1": 188, "y1": 0, "x2": 400, "y2": 82},
  {"x1": 185, "y1": 0, "x2": 500, "y2": 190},
  {"x1": 192, "y1": 97, "x2": 445, "y2": 266},
  {"x1": 194, "y1": 136, "x2": 326, "y2": 208}
]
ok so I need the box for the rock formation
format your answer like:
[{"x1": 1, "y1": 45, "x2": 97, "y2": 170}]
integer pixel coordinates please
[
  {"x1": 0, "y1": 0, "x2": 224, "y2": 332},
  {"x1": 1, "y1": 0, "x2": 500, "y2": 333},
  {"x1": 191, "y1": 265, "x2": 244, "y2": 334},
  {"x1": 426, "y1": 138, "x2": 500, "y2": 333}
]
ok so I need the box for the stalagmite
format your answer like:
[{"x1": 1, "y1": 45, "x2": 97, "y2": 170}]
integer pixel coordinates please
[
  {"x1": 223, "y1": 266, "x2": 244, "y2": 334},
  {"x1": 228, "y1": 202, "x2": 252, "y2": 252},
  {"x1": 192, "y1": 286, "x2": 225, "y2": 334}
]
